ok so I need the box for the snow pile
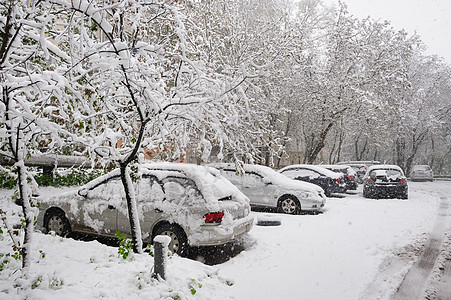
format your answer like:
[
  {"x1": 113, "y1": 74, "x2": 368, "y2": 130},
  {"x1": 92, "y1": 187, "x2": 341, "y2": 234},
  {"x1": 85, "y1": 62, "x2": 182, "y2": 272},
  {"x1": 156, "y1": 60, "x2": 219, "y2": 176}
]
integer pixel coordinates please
[{"x1": 1, "y1": 188, "x2": 234, "y2": 299}]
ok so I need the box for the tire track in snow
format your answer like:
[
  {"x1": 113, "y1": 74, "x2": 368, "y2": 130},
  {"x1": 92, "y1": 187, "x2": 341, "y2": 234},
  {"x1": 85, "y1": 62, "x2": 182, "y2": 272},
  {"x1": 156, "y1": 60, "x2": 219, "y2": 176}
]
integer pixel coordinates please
[{"x1": 393, "y1": 194, "x2": 449, "y2": 300}]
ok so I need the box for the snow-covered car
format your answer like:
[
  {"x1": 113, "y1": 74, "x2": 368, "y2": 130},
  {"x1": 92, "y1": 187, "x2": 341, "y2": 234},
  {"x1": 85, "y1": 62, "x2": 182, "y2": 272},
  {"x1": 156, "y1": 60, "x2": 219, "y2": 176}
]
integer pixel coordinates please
[
  {"x1": 37, "y1": 162, "x2": 254, "y2": 256},
  {"x1": 319, "y1": 164, "x2": 358, "y2": 190},
  {"x1": 279, "y1": 164, "x2": 347, "y2": 196},
  {"x1": 337, "y1": 161, "x2": 380, "y2": 183},
  {"x1": 208, "y1": 163, "x2": 326, "y2": 214},
  {"x1": 363, "y1": 165, "x2": 408, "y2": 199},
  {"x1": 410, "y1": 165, "x2": 434, "y2": 182}
]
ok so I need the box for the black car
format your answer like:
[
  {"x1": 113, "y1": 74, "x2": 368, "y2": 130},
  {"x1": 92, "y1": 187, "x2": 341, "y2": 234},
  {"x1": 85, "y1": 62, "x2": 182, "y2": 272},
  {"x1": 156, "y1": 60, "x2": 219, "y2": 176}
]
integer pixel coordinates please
[
  {"x1": 279, "y1": 164, "x2": 347, "y2": 197},
  {"x1": 363, "y1": 165, "x2": 408, "y2": 199}
]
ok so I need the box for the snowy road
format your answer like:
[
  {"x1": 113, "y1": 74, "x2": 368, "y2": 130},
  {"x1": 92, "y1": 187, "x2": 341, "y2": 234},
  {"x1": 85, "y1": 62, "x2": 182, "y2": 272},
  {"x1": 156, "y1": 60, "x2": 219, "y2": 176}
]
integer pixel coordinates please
[
  {"x1": 218, "y1": 181, "x2": 450, "y2": 300},
  {"x1": 393, "y1": 186, "x2": 450, "y2": 300}
]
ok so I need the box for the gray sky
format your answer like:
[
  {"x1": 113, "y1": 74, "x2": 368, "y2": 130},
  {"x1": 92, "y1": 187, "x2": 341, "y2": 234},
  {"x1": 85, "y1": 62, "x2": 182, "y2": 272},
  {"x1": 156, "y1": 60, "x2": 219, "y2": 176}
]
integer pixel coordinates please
[{"x1": 326, "y1": 0, "x2": 451, "y2": 64}]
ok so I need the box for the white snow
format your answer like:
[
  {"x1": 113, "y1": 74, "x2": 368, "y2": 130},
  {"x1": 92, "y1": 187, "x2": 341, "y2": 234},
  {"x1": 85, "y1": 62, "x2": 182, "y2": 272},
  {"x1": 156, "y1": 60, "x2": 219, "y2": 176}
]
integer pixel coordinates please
[{"x1": 0, "y1": 180, "x2": 448, "y2": 299}]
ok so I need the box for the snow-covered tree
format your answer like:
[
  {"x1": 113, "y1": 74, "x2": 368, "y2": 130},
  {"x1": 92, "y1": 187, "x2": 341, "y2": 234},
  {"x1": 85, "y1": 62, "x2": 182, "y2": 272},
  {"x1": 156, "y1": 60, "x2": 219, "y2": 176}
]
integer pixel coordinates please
[
  {"x1": 44, "y1": 0, "x2": 278, "y2": 252},
  {"x1": 392, "y1": 54, "x2": 451, "y2": 174},
  {"x1": 280, "y1": 2, "x2": 420, "y2": 164},
  {"x1": 184, "y1": 0, "x2": 295, "y2": 165},
  {"x1": 0, "y1": 0, "x2": 83, "y2": 268}
]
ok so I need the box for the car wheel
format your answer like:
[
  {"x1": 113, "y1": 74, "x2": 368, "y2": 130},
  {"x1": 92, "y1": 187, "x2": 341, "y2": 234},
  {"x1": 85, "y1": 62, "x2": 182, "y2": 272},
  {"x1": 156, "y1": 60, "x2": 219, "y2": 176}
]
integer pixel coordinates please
[
  {"x1": 153, "y1": 223, "x2": 188, "y2": 256},
  {"x1": 363, "y1": 188, "x2": 370, "y2": 198},
  {"x1": 278, "y1": 197, "x2": 301, "y2": 215},
  {"x1": 44, "y1": 209, "x2": 71, "y2": 236},
  {"x1": 400, "y1": 193, "x2": 408, "y2": 200}
]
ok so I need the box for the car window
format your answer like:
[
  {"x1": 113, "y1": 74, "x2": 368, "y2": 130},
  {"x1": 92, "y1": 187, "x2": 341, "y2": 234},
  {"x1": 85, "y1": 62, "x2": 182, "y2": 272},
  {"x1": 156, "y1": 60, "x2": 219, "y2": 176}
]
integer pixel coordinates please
[
  {"x1": 221, "y1": 169, "x2": 242, "y2": 185},
  {"x1": 370, "y1": 169, "x2": 402, "y2": 179},
  {"x1": 162, "y1": 177, "x2": 202, "y2": 205},
  {"x1": 87, "y1": 177, "x2": 124, "y2": 201},
  {"x1": 280, "y1": 169, "x2": 299, "y2": 179},
  {"x1": 136, "y1": 176, "x2": 164, "y2": 202},
  {"x1": 242, "y1": 172, "x2": 264, "y2": 187},
  {"x1": 285, "y1": 168, "x2": 320, "y2": 178},
  {"x1": 386, "y1": 169, "x2": 402, "y2": 177}
]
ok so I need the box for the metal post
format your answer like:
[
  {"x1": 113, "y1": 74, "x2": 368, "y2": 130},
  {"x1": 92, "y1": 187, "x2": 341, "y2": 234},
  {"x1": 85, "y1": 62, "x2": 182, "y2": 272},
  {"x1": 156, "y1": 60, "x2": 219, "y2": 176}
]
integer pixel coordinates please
[{"x1": 153, "y1": 235, "x2": 171, "y2": 280}]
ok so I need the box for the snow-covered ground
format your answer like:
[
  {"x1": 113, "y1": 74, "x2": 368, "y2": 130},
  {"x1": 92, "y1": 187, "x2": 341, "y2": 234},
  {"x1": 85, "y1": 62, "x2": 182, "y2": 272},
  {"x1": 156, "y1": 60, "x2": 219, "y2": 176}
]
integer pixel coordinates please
[{"x1": 0, "y1": 181, "x2": 449, "y2": 299}]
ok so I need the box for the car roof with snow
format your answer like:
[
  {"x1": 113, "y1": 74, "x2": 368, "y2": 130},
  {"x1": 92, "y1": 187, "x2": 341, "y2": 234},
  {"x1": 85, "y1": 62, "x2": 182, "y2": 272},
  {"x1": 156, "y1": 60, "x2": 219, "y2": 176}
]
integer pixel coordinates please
[
  {"x1": 279, "y1": 164, "x2": 342, "y2": 179},
  {"x1": 77, "y1": 162, "x2": 249, "y2": 205},
  {"x1": 208, "y1": 163, "x2": 325, "y2": 194},
  {"x1": 318, "y1": 164, "x2": 357, "y2": 175},
  {"x1": 140, "y1": 162, "x2": 249, "y2": 204}
]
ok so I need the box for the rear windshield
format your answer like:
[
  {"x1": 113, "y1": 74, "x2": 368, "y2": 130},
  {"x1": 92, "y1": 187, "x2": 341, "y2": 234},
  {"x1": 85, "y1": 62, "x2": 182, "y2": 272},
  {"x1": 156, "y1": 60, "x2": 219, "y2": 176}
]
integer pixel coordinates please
[{"x1": 370, "y1": 169, "x2": 403, "y2": 178}]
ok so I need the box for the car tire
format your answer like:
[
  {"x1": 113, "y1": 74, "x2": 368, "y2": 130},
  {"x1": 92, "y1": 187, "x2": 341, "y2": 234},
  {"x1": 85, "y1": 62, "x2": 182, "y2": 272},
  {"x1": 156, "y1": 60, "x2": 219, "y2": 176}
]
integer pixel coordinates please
[
  {"x1": 278, "y1": 196, "x2": 301, "y2": 215},
  {"x1": 400, "y1": 193, "x2": 408, "y2": 200},
  {"x1": 363, "y1": 188, "x2": 371, "y2": 198},
  {"x1": 44, "y1": 209, "x2": 71, "y2": 237},
  {"x1": 153, "y1": 223, "x2": 188, "y2": 257}
]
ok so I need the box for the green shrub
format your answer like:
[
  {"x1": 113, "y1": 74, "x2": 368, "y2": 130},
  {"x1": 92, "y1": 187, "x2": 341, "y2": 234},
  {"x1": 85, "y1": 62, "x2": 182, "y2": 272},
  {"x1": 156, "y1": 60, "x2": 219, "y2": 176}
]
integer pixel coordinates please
[
  {"x1": 0, "y1": 168, "x2": 104, "y2": 188},
  {"x1": 0, "y1": 172, "x2": 16, "y2": 189},
  {"x1": 116, "y1": 230, "x2": 134, "y2": 259}
]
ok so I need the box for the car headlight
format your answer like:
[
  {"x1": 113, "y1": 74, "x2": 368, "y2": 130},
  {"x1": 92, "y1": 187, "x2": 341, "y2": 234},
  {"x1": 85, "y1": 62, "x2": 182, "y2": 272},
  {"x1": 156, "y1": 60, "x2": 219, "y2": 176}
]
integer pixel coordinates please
[{"x1": 302, "y1": 191, "x2": 321, "y2": 201}]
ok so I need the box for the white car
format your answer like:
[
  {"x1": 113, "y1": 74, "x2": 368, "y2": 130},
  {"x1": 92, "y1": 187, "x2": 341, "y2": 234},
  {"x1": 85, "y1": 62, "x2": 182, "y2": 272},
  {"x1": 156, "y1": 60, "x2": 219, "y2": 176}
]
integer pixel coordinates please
[
  {"x1": 209, "y1": 163, "x2": 326, "y2": 214},
  {"x1": 37, "y1": 162, "x2": 254, "y2": 256},
  {"x1": 410, "y1": 165, "x2": 434, "y2": 182}
]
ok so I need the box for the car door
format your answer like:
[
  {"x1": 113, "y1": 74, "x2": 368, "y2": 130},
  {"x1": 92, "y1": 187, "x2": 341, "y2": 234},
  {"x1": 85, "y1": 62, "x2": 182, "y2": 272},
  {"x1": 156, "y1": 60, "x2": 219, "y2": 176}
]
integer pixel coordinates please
[
  {"x1": 116, "y1": 176, "x2": 164, "y2": 243},
  {"x1": 81, "y1": 177, "x2": 122, "y2": 236},
  {"x1": 241, "y1": 172, "x2": 273, "y2": 206}
]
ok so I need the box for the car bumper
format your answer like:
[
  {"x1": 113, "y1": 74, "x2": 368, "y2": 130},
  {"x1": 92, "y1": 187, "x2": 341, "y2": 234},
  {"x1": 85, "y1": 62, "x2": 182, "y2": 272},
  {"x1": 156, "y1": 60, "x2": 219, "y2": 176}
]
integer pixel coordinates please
[
  {"x1": 328, "y1": 184, "x2": 347, "y2": 194},
  {"x1": 364, "y1": 185, "x2": 408, "y2": 198},
  {"x1": 411, "y1": 175, "x2": 433, "y2": 181},
  {"x1": 188, "y1": 215, "x2": 254, "y2": 247},
  {"x1": 346, "y1": 182, "x2": 358, "y2": 190},
  {"x1": 302, "y1": 197, "x2": 326, "y2": 211}
]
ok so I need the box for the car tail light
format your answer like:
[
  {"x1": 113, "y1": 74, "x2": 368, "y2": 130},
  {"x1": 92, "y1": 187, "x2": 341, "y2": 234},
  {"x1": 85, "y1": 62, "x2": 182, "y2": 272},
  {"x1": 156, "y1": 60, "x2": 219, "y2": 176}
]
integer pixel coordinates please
[
  {"x1": 204, "y1": 212, "x2": 224, "y2": 223},
  {"x1": 399, "y1": 179, "x2": 406, "y2": 183},
  {"x1": 336, "y1": 178, "x2": 341, "y2": 184},
  {"x1": 367, "y1": 179, "x2": 374, "y2": 183},
  {"x1": 347, "y1": 175, "x2": 354, "y2": 181}
]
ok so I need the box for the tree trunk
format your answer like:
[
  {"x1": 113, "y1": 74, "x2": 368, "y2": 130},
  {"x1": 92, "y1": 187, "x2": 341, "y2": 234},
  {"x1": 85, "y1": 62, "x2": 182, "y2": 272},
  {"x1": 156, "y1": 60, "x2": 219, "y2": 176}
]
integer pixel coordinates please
[
  {"x1": 17, "y1": 162, "x2": 34, "y2": 269},
  {"x1": 306, "y1": 122, "x2": 334, "y2": 164},
  {"x1": 120, "y1": 163, "x2": 143, "y2": 254}
]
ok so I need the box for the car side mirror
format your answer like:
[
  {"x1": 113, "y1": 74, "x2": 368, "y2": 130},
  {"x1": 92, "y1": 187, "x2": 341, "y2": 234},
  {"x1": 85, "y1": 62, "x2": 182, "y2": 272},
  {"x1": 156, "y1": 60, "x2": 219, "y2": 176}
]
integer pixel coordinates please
[{"x1": 78, "y1": 189, "x2": 88, "y2": 197}]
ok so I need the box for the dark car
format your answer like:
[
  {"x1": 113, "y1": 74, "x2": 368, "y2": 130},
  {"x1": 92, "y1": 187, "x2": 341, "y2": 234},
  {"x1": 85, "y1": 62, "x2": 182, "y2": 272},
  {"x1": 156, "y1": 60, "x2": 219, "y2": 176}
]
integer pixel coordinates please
[
  {"x1": 279, "y1": 164, "x2": 347, "y2": 197},
  {"x1": 320, "y1": 165, "x2": 358, "y2": 190},
  {"x1": 363, "y1": 165, "x2": 408, "y2": 199}
]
